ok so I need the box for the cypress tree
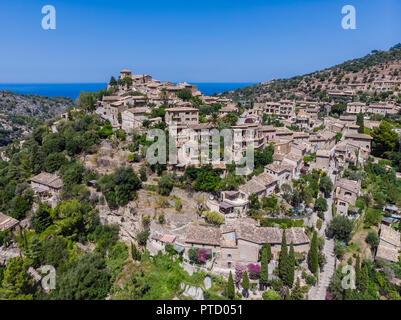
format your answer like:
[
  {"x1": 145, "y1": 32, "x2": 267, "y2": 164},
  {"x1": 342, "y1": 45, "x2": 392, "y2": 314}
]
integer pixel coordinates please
[
  {"x1": 291, "y1": 278, "x2": 304, "y2": 300},
  {"x1": 279, "y1": 230, "x2": 289, "y2": 284},
  {"x1": 260, "y1": 246, "x2": 269, "y2": 290},
  {"x1": 355, "y1": 255, "x2": 361, "y2": 290},
  {"x1": 357, "y1": 112, "x2": 364, "y2": 134},
  {"x1": 227, "y1": 271, "x2": 235, "y2": 300},
  {"x1": 359, "y1": 265, "x2": 369, "y2": 292},
  {"x1": 284, "y1": 287, "x2": 291, "y2": 300},
  {"x1": 288, "y1": 243, "x2": 295, "y2": 287},
  {"x1": 266, "y1": 243, "x2": 272, "y2": 262},
  {"x1": 308, "y1": 231, "x2": 319, "y2": 275},
  {"x1": 241, "y1": 271, "x2": 250, "y2": 298},
  {"x1": 131, "y1": 242, "x2": 141, "y2": 261}
]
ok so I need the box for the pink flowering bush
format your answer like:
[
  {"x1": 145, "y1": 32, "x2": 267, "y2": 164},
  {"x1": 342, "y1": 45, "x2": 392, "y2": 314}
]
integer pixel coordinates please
[
  {"x1": 247, "y1": 264, "x2": 261, "y2": 280},
  {"x1": 235, "y1": 264, "x2": 246, "y2": 287}
]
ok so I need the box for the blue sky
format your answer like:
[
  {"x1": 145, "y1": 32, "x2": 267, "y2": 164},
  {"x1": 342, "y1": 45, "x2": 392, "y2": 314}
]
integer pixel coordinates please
[{"x1": 0, "y1": 0, "x2": 400, "y2": 83}]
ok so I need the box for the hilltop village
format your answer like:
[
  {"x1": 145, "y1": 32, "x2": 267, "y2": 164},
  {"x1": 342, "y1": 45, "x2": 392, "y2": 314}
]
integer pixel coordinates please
[{"x1": 1, "y1": 46, "x2": 401, "y2": 300}]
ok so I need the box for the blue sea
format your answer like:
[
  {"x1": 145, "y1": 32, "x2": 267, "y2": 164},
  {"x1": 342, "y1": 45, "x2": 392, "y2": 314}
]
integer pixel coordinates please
[{"x1": 0, "y1": 82, "x2": 255, "y2": 99}]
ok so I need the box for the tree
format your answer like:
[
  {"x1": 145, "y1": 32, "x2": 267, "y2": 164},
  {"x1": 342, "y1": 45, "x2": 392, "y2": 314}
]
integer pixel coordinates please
[
  {"x1": 327, "y1": 215, "x2": 353, "y2": 243},
  {"x1": 279, "y1": 231, "x2": 290, "y2": 285},
  {"x1": 0, "y1": 257, "x2": 34, "y2": 300},
  {"x1": 227, "y1": 271, "x2": 235, "y2": 300},
  {"x1": 308, "y1": 231, "x2": 319, "y2": 275},
  {"x1": 288, "y1": 243, "x2": 295, "y2": 287},
  {"x1": 139, "y1": 167, "x2": 147, "y2": 182},
  {"x1": 290, "y1": 278, "x2": 304, "y2": 300},
  {"x1": 177, "y1": 88, "x2": 192, "y2": 101},
  {"x1": 54, "y1": 253, "x2": 111, "y2": 300},
  {"x1": 259, "y1": 246, "x2": 269, "y2": 290},
  {"x1": 44, "y1": 152, "x2": 66, "y2": 173},
  {"x1": 356, "y1": 112, "x2": 365, "y2": 134},
  {"x1": 355, "y1": 255, "x2": 361, "y2": 290},
  {"x1": 204, "y1": 211, "x2": 224, "y2": 226},
  {"x1": 136, "y1": 230, "x2": 150, "y2": 246},
  {"x1": 53, "y1": 199, "x2": 99, "y2": 240},
  {"x1": 319, "y1": 176, "x2": 333, "y2": 197},
  {"x1": 241, "y1": 271, "x2": 250, "y2": 298},
  {"x1": 109, "y1": 76, "x2": 117, "y2": 87},
  {"x1": 262, "y1": 290, "x2": 281, "y2": 300},
  {"x1": 359, "y1": 265, "x2": 369, "y2": 293},
  {"x1": 366, "y1": 231, "x2": 379, "y2": 249},
  {"x1": 371, "y1": 121, "x2": 398, "y2": 158},
  {"x1": 248, "y1": 193, "x2": 261, "y2": 210},
  {"x1": 158, "y1": 174, "x2": 174, "y2": 196},
  {"x1": 9, "y1": 196, "x2": 31, "y2": 219},
  {"x1": 30, "y1": 203, "x2": 52, "y2": 233},
  {"x1": 314, "y1": 196, "x2": 328, "y2": 214},
  {"x1": 131, "y1": 242, "x2": 141, "y2": 261}
]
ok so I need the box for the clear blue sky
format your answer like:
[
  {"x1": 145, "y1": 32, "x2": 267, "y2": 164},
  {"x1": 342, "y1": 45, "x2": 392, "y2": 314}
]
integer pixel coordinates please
[{"x1": 0, "y1": 0, "x2": 400, "y2": 83}]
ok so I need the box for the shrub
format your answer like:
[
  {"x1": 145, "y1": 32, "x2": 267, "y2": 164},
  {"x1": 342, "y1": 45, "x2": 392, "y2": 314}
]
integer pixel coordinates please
[
  {"x1": 327, "y1": 215, "x2": 353, "y2": 243},
  {"x1": 205, "y1": 211, "x2": 224, "y2": 226},
  {"x1": 366, "y1": 231, "x2": 379, "y2": 249},
  {"x1": 262, "y1": 290, "x2": 281, "y2": 300}
]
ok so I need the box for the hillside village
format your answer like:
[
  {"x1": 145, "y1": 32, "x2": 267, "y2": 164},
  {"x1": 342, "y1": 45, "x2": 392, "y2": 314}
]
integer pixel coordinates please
[{"x1": 1, "y1": 45, "x2": 401, "y2": 300}]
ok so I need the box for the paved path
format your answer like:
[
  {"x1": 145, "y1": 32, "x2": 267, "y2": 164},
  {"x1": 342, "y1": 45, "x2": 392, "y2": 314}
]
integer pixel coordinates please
[{"x1": 308, "y1": 161, "x2": 337, "y2": 300}]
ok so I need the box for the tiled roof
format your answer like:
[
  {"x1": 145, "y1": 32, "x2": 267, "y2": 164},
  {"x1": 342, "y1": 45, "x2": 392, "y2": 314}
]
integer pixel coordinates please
[
  {"x1": 336, "y1": 178, "x2": 360, "y2": 194},
  {"x1": 30, "y1": 172, "x2": 63, "y2": 189},
  {"x1": 380, "y1": 225, "x2": 401, "y2": 247},
  {"x1": 376, "y1": 244, "x2": 399, "y2": 263},
  {"x1": 185, "y1": 225, "x2": 221, "y2": 246},
  {"x1": 239, "y1": 179, "x2": 266, "y2": 195},
  {"x1": 0, "y1": 213, "x2": 19, "y2": 232}
]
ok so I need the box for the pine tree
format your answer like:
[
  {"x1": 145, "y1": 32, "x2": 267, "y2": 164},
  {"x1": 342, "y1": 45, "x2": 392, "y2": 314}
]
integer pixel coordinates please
[
  {"x1": 359, "y1": 264, "x2": 369, "y2": 292},
  {"x1": 290, "y1": 278, "x2": 304, "y2": 300},
  {"x1": 288, "y1": 243, "x2": 295, "y2": 287},
  {"x1": 308, "y1": 231, "x2": 319, "y2": 275},
  {"x1": 227, "y1": 271, "x2": 235, "y2": 300},
  {"x1": 279, "y1": 230, "x2": 289, "y2": 284},
  {"x1": 260, "y1": 246, "x2": 269, "y2": 290}
]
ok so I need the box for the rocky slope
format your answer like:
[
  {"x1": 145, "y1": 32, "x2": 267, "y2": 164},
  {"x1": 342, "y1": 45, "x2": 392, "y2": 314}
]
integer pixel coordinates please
[{"x1": 0, "y1": 91, "x2": 75, "y2": 146}]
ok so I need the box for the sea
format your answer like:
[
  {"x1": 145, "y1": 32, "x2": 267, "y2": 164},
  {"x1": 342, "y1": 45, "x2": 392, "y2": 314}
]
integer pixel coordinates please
[{"x1": 0, "y1": 83, "x2": 255, "y2": 100}]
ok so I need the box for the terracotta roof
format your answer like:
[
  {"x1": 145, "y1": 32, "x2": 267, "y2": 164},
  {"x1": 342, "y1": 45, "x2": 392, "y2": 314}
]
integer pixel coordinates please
[{"x1": 160, "y1": 235, "x2": 176, "y2": 244}]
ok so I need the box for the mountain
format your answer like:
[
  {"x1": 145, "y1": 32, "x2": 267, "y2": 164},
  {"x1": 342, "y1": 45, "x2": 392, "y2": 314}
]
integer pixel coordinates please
[
  {"x1": 0, "y1": 91, "x2": 75, "y2": 146},
  {"x1": 220, "y1": 43, "x2": 401, "y2": 104}
]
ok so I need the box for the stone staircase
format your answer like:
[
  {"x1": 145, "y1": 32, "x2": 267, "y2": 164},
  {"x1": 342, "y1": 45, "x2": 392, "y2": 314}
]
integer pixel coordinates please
[{"x1": 309, "y1": 238, "x2": 335, "y2": 300}]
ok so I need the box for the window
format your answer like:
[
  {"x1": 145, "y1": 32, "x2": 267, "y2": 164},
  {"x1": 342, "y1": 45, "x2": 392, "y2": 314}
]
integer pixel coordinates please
[{"x1": 227, "y1": 254, "x2": 232, "y2": 258}]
